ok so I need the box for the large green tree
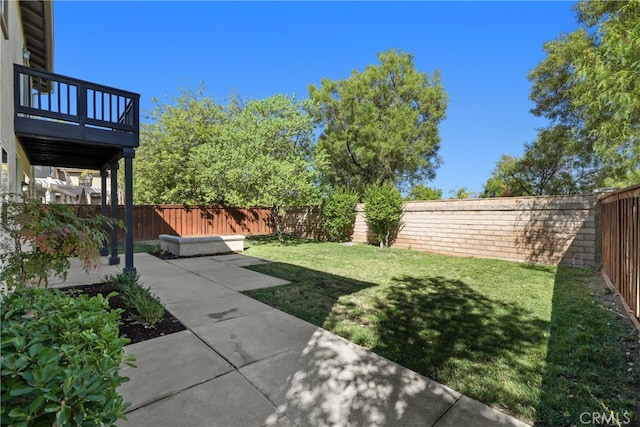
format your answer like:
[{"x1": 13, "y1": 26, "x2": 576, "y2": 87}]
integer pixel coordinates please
[
  {"x1": 191, "y1": 94, "x2": 321, "y2": 237},
  {"x1": 482, "y1": 125, "x2": 601, "y2": 197},
  {"x1": 309, "y1": 49, "x2": 448, "y2": 195},
  {"x1": 134, "y1": 87, "x2": 226, "y2": 204},
  {"x1": 134, "y1": 89, "x2": 321, "y2": 238},
  {"x1": 529, "y1": 0, "x2": 640, "y2": 187}
]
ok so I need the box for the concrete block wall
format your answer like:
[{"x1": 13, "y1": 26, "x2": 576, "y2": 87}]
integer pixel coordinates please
[{"x1": 352, "y1": 195, "x2": 599, "y2": 267}]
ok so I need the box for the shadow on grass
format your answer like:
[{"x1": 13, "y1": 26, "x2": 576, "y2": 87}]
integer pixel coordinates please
[
  {"x1": 246, "y1": 260, "x2": 639, "y2": 425},
  {"x1": 245, "y1": 262, "x2": 373, "y2": 327},
  {"x1": 372, "y1": 275, "x2": 547, "y2": 421},
  {"x1": 535, "y1": 267, "x2": 640, "y2": 427},
  {"x1": 246, "y1": 263, "x2": 549, "y2": 423}
]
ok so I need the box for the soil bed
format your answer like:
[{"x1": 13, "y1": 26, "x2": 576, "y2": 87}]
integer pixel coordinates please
[{"x1": 62, "y1": 282, "x2": 186, "y2": 345}]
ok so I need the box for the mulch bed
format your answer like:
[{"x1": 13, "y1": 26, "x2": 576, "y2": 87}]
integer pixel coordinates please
[
  {"x1": 62, "y1": 282, "x2": 186, "y2": 345},
  {"x1": 148, "y1": 250, "x2": 236, "y2": 261}
]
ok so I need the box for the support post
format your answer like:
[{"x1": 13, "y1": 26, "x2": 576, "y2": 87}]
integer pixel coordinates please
[
  {"x1": 109, "y1": 161, "x2": 120, "y2": 265},
  {"x1": 123, "y1": 149, "x2": 136, "y2": 274},
  {"x1": 100, "y1": 168, "x2": 108, "y2": 256}
]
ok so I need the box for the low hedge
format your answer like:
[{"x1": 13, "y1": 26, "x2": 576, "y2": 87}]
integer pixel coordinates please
[{"x1": 0, "y1": 287, "x2": 134, "y2": 426}]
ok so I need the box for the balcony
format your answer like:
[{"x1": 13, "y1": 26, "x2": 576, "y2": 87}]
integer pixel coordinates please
[
  {"x1": 14, "y1": 64, "x2": 140, "y2": 170},
  {"x1": 14, "y1": 64, "x2": 140, "y2": 273}
]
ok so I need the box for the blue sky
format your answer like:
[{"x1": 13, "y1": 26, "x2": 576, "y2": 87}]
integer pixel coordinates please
[{"x1": 54, "y1": 1, "x2": 580, "y2": 197}]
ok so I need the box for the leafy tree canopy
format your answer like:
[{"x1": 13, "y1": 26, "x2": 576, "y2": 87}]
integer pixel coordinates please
[
  {"x1": 191, "y1": 93, "x2": 321, "y2": 210},
  {"x1": 135, "y1": 88, "x2": 322, "y2": 215},
  {"x1": 406, "y1": 184, "x2": 442, "y2": 201},
  {"x1": 309, "y1": 49, "x2": 448, "y2": 196},
  {"x1": 529, "y1": 0, "x2": 640, "y2": 186},
  {"x1": 449, "y1": 187, "x2": 477, "y2": 199},
  {"x1": 481, "y1": 125, "x2": 601, "y2": 197},
  {"x1": 135, "y1": 86, "x2": 226, "y2": 204}
]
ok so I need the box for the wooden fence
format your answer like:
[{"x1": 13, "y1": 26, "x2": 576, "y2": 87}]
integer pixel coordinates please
[
  {"x1": 72, "y1": 205, "x2": 274, "y2": 241},
  {"x1": 601, "y1": 185, "x2": 640, "y2": 321}
]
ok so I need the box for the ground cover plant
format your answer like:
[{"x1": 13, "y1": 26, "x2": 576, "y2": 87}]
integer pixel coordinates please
[
  {"x1": 0, "y1": 287, "x2": 133, "y2": 426},
  {"x1": 243, "y1": 237, "x2": 640, "y2": 426},
  {"x1": 64, "y1": 274, "x2": 185, "y2": 345},
  {"x1": 105, "y1": 272, "x2": 165, "y2": 328}
]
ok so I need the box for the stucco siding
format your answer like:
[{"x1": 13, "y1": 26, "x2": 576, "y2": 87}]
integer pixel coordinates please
[{"x1": 0, "y1": 0, "x2": 30, "y2": 194}]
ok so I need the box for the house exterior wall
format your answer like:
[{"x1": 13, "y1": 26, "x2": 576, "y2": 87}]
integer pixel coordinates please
[
  {"x1": 352, "y1": 195, "x2": 599, "y2": 267},
  {"x1": 0, "y1": 0, "x2": 30, "y2": 195}
]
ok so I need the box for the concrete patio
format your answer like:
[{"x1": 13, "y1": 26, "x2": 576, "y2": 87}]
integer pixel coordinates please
[{"x1": 54, "y1": 253, "x2": 530, "y2": 427}]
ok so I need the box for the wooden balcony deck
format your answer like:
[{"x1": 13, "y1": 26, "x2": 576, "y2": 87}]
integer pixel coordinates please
[{"x1": 14, "y1": 64, "x2": 140, "y2": 170}]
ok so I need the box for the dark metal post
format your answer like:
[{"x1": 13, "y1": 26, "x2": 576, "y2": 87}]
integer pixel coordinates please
[
  {"x1": 100, "y1": 167, "x2": 108, "y2": 256},
  {"x1": 123, "y1": 148, "x2": 136, "y2": 274},
  {"x1": 109, "y1": 161, "x2": 120, "y2": 265}
]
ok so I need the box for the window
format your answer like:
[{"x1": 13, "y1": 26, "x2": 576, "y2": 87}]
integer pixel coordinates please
[{"x1": 0, "y1": 0, "x2": 8, "y2": 40}]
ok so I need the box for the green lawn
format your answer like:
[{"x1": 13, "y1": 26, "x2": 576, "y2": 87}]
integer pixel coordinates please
[
  {"x1": 116, "y1": 241, "x2": 159, "y2": 254},
  {"x1": 243, "y1": 236, "x2": 639, "y2": 426}
]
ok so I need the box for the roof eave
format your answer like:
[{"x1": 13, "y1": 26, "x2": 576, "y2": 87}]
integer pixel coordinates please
[
  {"x1": 19, "y1": 0, "x2": 54, "y2": 72},
  {"x1": 43, "y1": 0, "x2": 53, "y2": 72}
]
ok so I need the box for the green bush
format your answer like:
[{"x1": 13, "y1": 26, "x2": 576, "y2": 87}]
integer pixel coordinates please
[
  {"x1": 107, "y1": 272, "x2": 165, "y2": 328},
  {"x1": 322, "y1": 188, "x2": 359, "y2": 242},
  {"x1": 363, "y1": 182, "x2": 404, "y2": 247},
  {"x1": 0, "y1": 287, "x2": 134, "y2": 426}
]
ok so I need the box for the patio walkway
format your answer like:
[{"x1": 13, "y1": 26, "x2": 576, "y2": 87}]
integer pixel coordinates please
[{"x1": 55, "y1": 253, "x2": 530, "y2": 427}]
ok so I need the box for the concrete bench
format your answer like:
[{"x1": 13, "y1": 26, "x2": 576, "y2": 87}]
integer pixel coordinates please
[{"x1": 159, "y1": 234, "x2": 245, "y2": 257}]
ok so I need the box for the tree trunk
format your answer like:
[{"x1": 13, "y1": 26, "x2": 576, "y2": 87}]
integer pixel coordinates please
[{"x1": 271, "y1": 205, "x2": 284, "y2": 242}]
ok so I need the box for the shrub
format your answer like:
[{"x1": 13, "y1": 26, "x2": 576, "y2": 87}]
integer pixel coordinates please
[
  {"x1": 363, "y1": 182, "x2": 404, "y2": 247},
  {"x1": 0, "y1": 287, "x2": 133, "y2": 426},
  {"x1": 322, "y1": 188, "x2": 359, "y2": 242},
  {"x1": 0, "y1": 196, "x2": 122, "y2": 289},
  {"x1": 106, "y1": 272, "x2": 165, "y2": 328}
]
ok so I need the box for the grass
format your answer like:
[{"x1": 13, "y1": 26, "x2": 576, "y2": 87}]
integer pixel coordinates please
[
  {"x1": 116, "y1": 241, "x2": 159, "y2": 255},
  {"x1": 244, "y1": 236, "x2": 639, "y2": 426}
]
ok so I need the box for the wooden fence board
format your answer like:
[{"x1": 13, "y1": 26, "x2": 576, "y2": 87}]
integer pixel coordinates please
[
  {"x1": 601, "y1": 185, "x2": 640, "y2": 321},
  {"x1": 70, "y1": 205, "x2": 274, "y2": 241}
]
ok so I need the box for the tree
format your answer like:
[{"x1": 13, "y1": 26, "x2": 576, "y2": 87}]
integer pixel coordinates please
[
  {"x1": 135, "y1": 86, "x2": 227, "y2": 204},
  {"x1": 449, "y1": 187, "x2": 477, "y2": 199},
  {"x1": 310, "y1": 49, "x2": 448, "y2": 195},
  {"x1": 406, "y1": 184, "x2": 442, "y2": 201},
  {"x1": 191, "y1": 94, "x2": 321, "y2": 239},
  {"x1": 529, "y1": 1, "x2": 640, "y2": 186},
  {"x1": 481, "y1": 125, "x2": 601, "y2": 197},
  {"x1": 481, "y1": 156, "x2": 524, "y2": 198}
]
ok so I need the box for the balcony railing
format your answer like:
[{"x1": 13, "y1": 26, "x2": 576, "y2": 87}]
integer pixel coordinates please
[{"x1": 14, "y1": 64, "x2": 139, "y2": 140}]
